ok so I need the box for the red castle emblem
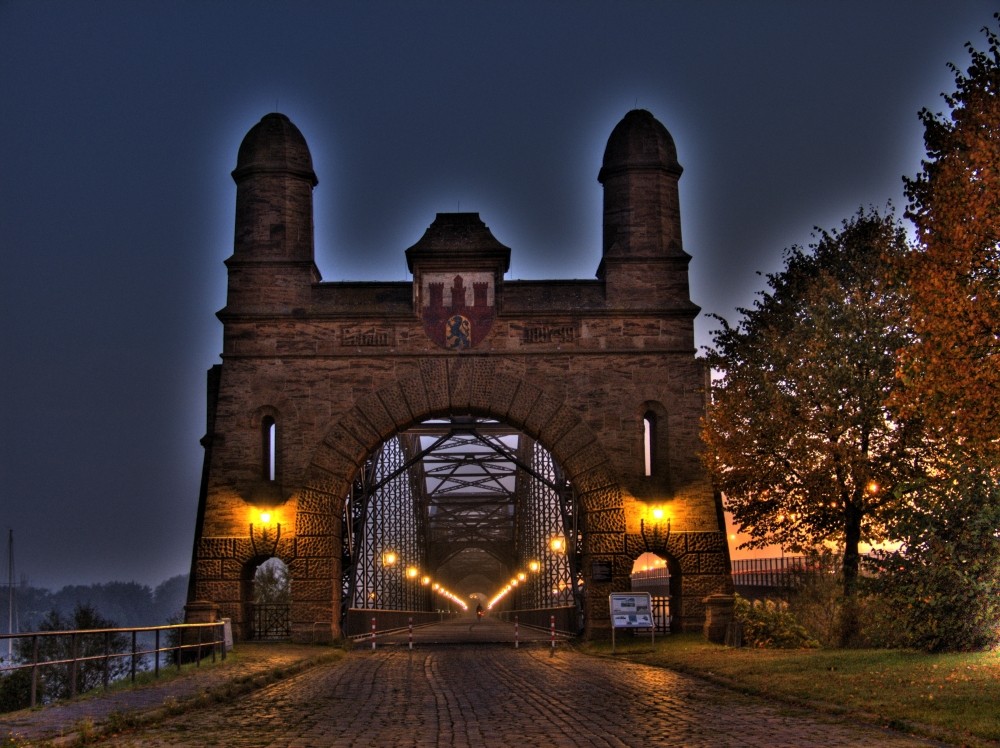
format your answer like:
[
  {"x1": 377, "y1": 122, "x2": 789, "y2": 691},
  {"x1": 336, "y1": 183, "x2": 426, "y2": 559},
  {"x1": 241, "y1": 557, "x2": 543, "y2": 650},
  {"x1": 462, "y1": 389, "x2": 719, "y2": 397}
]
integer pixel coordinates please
[{"x1": 420, "y1": 273, "x2": 495, "y2": 350}]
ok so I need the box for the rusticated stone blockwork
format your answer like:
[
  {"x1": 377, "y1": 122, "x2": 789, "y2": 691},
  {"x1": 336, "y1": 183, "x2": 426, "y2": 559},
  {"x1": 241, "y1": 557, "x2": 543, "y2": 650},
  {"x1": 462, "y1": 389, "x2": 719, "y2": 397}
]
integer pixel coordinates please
[{"x1": 187, "y1": 109, "x2": 732, "y2": 642}]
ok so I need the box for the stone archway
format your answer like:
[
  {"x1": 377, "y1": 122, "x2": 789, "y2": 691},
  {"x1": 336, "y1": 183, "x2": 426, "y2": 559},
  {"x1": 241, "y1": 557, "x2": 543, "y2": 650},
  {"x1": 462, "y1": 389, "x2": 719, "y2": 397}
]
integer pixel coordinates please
[
  {"x1": 185, "y1": 109, "x2": 734, "y2": 643},
  {"x1": 289, "y1": 362, "x2": 625, "y2": 641}
]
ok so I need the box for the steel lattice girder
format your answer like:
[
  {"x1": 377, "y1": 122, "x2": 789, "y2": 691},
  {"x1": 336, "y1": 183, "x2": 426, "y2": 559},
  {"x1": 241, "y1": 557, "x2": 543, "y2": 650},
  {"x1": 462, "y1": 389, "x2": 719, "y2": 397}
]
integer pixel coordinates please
[{"x1": 343, "y1": 417, "x2": 578, "y2": 609}]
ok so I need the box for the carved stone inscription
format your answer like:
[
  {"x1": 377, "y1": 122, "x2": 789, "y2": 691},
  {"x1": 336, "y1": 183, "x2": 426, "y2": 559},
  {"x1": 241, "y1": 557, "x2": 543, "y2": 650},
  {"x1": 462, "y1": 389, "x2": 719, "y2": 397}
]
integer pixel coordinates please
[
  {"x1": 342, "y1": 327, "x2": 394, "y2": 346},
  {"x1": 522, "y1": 324, "x2": 578, "y2": 344}
]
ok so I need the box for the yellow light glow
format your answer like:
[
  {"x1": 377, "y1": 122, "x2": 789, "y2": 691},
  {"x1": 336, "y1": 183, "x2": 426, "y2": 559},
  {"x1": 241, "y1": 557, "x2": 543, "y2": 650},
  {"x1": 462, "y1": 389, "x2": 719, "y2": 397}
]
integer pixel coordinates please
[
  {"x1": 259, "y1": 511, "x2": 272, "y2": 524},
  {"x1": 517, "y1": 572, "x2": 526, "y2": 582},
  {"x1": 550, "y1": 537, "x2": 564, "y2": 553},
  {"x1": 406, "y1": 566, "x2": 419, "y2": 579},
  {"x1": 421, "y1": 575, "x2": 431, "y2": 586},
  {"x1": 528, "y1": 560, "x2": 539, "y2": 572},
  {"x1": 651, "y1": 507, "x2": 665, "y2": 521},
  {"x1": 383, "y1": 551, "x2": 397, "y2": 566},
  {"x1": 867, "y1": 481, "x2": 880, "y2": 494}
]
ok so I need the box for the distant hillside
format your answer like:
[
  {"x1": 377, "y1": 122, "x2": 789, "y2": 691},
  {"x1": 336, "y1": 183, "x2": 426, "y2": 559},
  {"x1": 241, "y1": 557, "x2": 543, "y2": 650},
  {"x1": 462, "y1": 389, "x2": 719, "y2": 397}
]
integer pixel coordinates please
[{"x1": 4, "y1": 575, "x2": 188, "y2": 633}]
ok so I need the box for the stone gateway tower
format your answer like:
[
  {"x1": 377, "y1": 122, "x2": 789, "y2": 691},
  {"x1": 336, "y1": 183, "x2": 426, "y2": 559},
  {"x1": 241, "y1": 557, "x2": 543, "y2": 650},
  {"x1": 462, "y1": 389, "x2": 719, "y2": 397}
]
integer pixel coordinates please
[{"x1": 186, "y1": 109, "x2": 733, "y2": 642}]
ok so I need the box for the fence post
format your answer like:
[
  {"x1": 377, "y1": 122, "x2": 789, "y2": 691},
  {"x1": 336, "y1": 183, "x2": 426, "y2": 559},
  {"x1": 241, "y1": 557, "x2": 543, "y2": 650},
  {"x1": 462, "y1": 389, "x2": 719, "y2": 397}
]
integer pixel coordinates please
[
  {"x1": 514, "y1": 616, "x2": 519, "y2": 649},
  {"x1": 371, "y1": 617, "x2": 377, "y2": 651},
  {"x1": 550, "y1": 615, "x2": 555, "y2": 656},
  {"x1": 30, "y1": 635, "x2": 39, "y2": 708},
  {"x1": 131, "y1": 630, "x2": 138, "y2": 684},
  {"x1": 155, "y1": 629, "x2": 161, "y2": 678},
  {"x1": 103, "y1": 630, "x2": 111, "y2": 689},
  {"x1": 408, "y1": 617, "x2": 413, "y2": 651},
  {"x1": 70, "y1": 632, "x2": 78, "y2": 698}
]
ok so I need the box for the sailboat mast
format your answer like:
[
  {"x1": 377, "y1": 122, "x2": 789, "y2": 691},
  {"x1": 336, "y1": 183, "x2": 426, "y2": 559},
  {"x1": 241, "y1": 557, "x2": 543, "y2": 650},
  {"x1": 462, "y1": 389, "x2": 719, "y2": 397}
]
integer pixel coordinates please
[{"x1": 6, "y1": 529, "x2": 12, "y2": 659}]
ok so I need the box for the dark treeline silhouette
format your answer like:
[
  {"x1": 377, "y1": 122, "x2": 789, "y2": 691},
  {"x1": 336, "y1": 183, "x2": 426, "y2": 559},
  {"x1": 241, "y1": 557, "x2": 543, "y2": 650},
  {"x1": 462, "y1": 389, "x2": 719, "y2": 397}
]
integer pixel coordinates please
[{"x1": 5, "y1": 574, "x2": 188, "y2": 633}]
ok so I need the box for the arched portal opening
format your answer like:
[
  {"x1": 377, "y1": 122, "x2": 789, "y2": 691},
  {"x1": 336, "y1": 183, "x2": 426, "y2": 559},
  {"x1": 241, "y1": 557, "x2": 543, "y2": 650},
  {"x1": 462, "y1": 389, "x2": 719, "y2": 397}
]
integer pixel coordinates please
[
  {"x1": 340, "y1": 416, "x2": 581, "y2": 635},
  {"x1": 630, "y1": 552, "x2": 679, "y2": 634},
  {"x1": 243, "y1": 556, "x2": 291, "y2": 640}
]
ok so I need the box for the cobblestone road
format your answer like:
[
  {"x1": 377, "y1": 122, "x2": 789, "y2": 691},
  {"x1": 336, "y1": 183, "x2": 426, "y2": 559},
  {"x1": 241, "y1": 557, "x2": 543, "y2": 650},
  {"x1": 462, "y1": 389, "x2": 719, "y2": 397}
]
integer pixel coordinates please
[{"x1": 98, "y1": 646, "x2": 942, "y2": 748}]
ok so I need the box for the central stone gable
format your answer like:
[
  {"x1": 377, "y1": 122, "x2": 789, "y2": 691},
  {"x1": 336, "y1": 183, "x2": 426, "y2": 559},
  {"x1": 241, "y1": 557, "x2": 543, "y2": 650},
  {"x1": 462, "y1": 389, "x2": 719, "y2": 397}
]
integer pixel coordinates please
[{"x1": 407, "y1": 213, "x2": 510, "y2": 349}]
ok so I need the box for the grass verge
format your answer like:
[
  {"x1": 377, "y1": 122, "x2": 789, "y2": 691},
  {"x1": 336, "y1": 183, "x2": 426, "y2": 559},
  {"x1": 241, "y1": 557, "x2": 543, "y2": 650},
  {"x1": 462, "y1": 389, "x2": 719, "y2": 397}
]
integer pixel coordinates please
[
  {"x1": 579, "y1": 634, "x2": 1000, "y2": 746},
  {"x1": 4, "y1": 644, "x2": 345, "y2": 747}
]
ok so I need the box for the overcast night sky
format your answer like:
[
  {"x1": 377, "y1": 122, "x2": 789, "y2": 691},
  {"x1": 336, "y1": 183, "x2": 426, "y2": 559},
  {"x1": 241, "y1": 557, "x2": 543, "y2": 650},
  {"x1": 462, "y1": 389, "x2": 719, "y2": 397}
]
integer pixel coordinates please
[{"x1": 1, "y1": 1, "x2": 995, "y2": 590}]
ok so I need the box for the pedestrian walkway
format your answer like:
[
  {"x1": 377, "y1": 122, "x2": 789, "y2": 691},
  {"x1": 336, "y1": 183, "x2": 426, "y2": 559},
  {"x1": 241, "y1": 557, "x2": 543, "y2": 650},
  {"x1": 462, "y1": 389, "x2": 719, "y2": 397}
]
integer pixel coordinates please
[
  {"x1": 1, "y1": 643, "x2": 336, "y2": 746},
  {"x1": 96, "y1": 647, "x2": 945, "y2": 747},
  {"x1": 3, "y1": 635, "x2": 953, "y2": 747},
  {"x1": 370, "y1": 615, "x2": 566, "y2": 647},
  {"x1": 2, "y1": 619, "x2": 550, "y2": 745}
]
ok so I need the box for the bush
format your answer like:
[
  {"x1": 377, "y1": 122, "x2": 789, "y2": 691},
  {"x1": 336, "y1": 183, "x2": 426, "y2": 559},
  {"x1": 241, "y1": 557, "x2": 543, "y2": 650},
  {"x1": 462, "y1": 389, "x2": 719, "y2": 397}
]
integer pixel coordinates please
[
  {"x1": 12, "y1": 604, "x2": 130, "y2": 704},
  {"x1": 733, "y1": 595, "x2": 819, "y2": 649},
  {"x1": 867, "y1": 459, "x2": 1000, "y2": 652},
  {"x1": 0, "y1": 669, "x2": 32, "y2": 713},
  {"x1": 782, "y1": 550, "x2": 849, "y2": 647}
]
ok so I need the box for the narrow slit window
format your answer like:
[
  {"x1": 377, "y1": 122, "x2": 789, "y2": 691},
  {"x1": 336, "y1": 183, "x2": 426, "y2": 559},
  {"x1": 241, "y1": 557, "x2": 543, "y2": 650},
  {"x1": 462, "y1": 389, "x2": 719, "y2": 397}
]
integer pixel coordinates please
[
  {"x1": 262, "y1": 416, "x2": 277, "y2": 481},
  {"x1": 643, "y1": 412, "x2": 655, "y2": 477}
]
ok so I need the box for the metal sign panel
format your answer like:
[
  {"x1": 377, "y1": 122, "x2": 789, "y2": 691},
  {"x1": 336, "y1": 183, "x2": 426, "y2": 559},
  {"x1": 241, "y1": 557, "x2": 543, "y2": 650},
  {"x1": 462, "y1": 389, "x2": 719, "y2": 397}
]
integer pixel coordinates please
[
  {"x1": 609, "y1": 592, "x2": 653, "y2": 628},
  {"x1": 591, "y1": 559, "x2": 613, "y2": 582}
]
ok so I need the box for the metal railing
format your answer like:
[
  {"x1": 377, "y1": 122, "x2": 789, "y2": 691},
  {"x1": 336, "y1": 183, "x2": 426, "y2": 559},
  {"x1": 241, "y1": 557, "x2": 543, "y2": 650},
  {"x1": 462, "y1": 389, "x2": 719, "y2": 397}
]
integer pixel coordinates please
[
  {"x1": 650, "y1": 595, "x2": 670, "y2": 634},
  {"x1": 630, "y1": 567, "x2": 670, "y2": 583},
  {"x1": 497, "y1": 605, "x2": 577, "y2": 634},
  {"x1": 343, "y1": 608, "x2": 457, "y2": 638},
  {"x1": 730, "y1": 556, "x2": 813, "y2": 589},
  {"x1": 248, "y1": 603, "x2": 291, "y2": 640},
  {"x1": 729, "y1": 554, "x2": 867, "y2": 589},
  {"x1": 0, "y1": 621, "x2": 227, "y2": 708}
]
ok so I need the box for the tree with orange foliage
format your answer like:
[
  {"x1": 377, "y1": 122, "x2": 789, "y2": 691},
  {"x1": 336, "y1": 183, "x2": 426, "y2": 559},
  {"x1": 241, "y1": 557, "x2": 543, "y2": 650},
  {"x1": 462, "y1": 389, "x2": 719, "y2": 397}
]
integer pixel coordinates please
[
  {"x1": 703, "y1": 209, "x2": 928, "y2": 644},
  {"x1": 896, "y1": 16, "x2": 1000, "y2": 454}
]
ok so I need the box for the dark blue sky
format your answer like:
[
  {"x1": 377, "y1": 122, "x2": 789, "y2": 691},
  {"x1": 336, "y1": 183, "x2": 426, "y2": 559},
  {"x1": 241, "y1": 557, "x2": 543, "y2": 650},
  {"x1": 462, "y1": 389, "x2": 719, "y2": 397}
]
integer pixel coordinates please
[{"x1": 1, "y1": 1, "x2": 994, "y2": 588}]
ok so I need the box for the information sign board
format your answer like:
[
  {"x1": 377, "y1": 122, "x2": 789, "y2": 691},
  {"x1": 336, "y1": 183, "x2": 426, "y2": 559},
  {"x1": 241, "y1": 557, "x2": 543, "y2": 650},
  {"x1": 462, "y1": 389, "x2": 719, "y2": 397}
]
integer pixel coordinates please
[{"x1": 609, "y1": 592, "x2": 653, "y2": 628}]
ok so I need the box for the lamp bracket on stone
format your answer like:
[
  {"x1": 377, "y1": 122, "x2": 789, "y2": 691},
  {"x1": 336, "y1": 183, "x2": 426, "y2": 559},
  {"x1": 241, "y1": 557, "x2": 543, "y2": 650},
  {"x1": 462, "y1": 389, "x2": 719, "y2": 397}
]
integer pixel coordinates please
[
  {"x1": 250, "y1": 520, "x2": 281, "y2": 557},
  {"x1": 640, "y1": 514, "x2": 671, "y2": 553}
]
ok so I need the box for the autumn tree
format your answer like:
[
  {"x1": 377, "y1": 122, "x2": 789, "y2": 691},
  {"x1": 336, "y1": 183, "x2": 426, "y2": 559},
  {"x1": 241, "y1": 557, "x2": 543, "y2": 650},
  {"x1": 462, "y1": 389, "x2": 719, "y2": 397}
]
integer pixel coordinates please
[
  {"x1": 703, "y1": 209, "x2": 928, "y2": 643},
  {"x1": 867, "y1": 452, "x2": 1000, "y2": 652},
  {"x1": 895, "y1": 16, "x2": 1000, "y2": 453}
]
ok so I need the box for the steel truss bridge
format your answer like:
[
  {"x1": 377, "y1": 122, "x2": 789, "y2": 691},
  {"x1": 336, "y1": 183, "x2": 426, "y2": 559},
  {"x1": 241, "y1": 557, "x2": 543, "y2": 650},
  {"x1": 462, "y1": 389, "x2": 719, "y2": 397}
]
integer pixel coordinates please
[{"x1": 341, "y1": 417, "x2": 582, "y2": 623}]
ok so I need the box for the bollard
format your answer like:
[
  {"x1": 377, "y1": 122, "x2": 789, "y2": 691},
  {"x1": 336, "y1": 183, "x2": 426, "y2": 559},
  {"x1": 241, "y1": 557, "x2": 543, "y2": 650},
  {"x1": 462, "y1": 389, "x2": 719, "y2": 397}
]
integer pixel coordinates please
[
  {"x1": 408, "y1": 617, "x2": 413, "y2": 651},
  {"x1": 514, "y1": 615, "x2": 519, "y2": 649},
  {"x1": 371, "y1": 617, "x2": 377, "y2": 651},
  {"x1": 550, "y1": 614, "x2": 556, "y2": 656}
]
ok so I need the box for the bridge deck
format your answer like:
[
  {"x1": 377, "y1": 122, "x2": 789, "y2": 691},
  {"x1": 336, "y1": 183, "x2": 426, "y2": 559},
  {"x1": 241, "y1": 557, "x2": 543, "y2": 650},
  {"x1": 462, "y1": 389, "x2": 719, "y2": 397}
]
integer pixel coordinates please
[
  {"x1": 365, "y1": 615, "x2": 567, "y2": 646},
  {"x1": 5, "y1": 639, "x2": 942, "y2": 747}
]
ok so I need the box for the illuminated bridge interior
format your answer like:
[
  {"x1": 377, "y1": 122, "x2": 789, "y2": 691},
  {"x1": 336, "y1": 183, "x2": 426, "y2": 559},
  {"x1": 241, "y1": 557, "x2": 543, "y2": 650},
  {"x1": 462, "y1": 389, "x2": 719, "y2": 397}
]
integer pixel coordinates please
[{"x1": 341, "y1": 417, "x2": 580, "y2": 617}]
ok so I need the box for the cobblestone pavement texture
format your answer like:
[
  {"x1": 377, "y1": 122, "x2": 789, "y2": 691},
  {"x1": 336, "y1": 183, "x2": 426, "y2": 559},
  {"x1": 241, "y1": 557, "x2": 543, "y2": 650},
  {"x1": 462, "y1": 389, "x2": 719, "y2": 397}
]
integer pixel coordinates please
[
  {"x1": 375, "y1": 616, "x2": 563, "y2": 646},
  {"x1": 68, "y1": 644, "x2": 946, "y2": 748},
  {"x1": 1, "y1": 643, "x2": 336, "y2": 746}
]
